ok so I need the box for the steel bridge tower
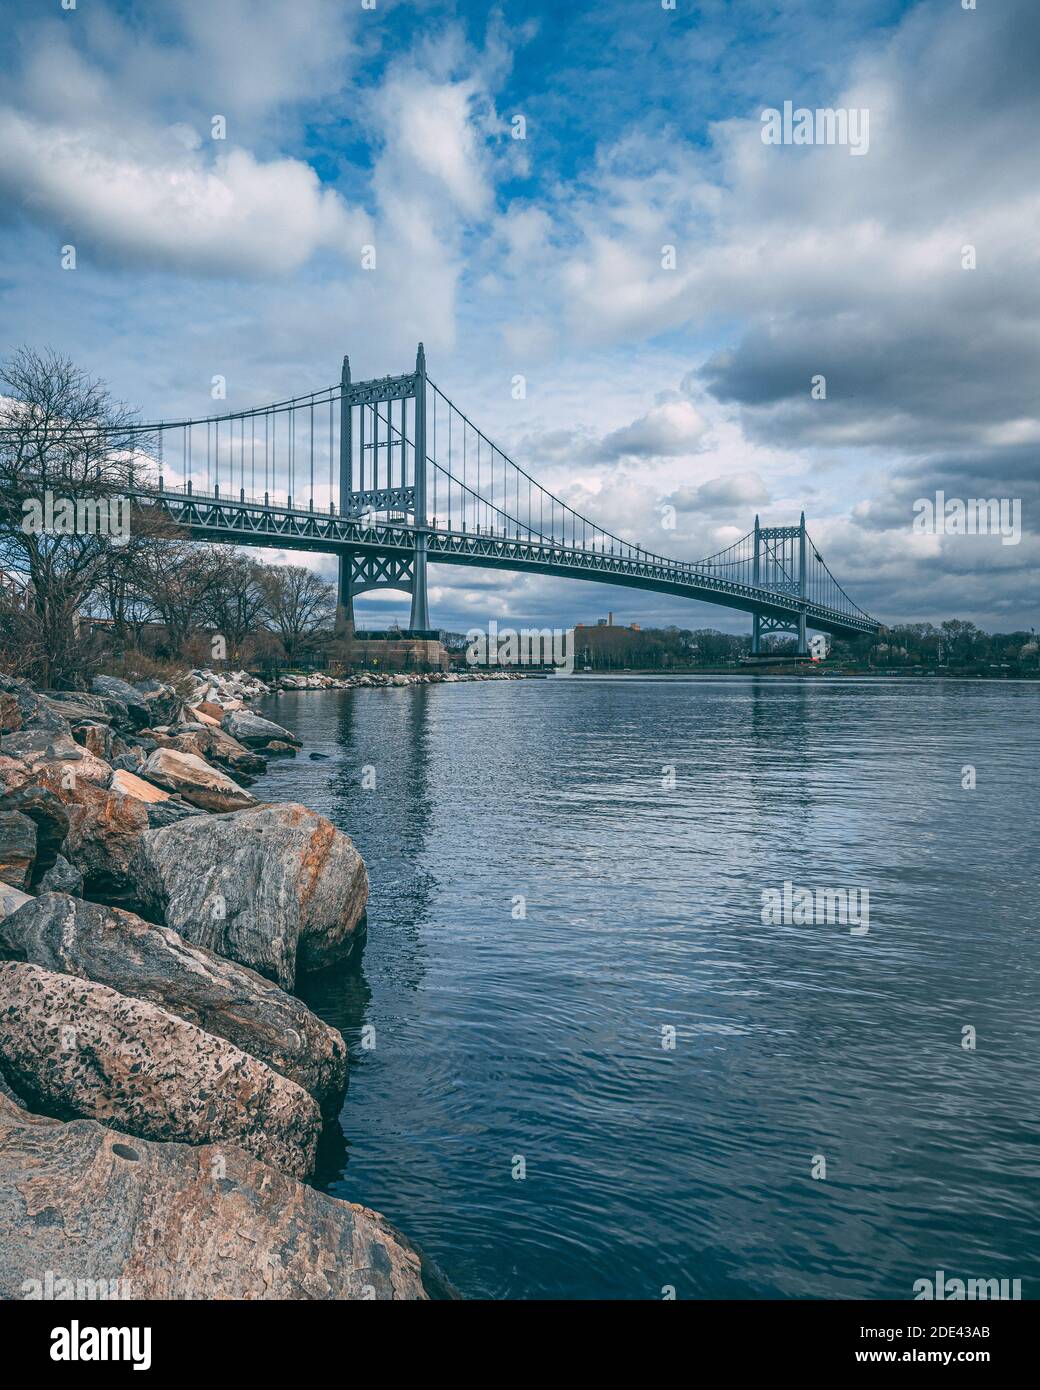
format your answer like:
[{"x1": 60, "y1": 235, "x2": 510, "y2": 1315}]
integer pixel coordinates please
[
  {"x1": 335, "y1": 343, "x2": 431, "y2": 635},
  {"x1": 751, "y1": 513, "x2": 809, "y2": 657}
]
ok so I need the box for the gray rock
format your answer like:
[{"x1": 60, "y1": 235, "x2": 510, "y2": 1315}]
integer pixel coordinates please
[
  {"x1": 144, "y1": 799, "x2": 206, "y2": 829},
  {"x1": 0, "y1": 730, "x2": 112, "y2": 784},
  {"x1": 0, "y1": 1093, "x2": 435, "y2": 1300},
  {"x1": 222, "y1": 708, "x2": 301, "y2": 749},
  {"x1": 130, "y1": 803, "x2": 368, "y2": 990},
  {"x1": 8, "y1": 685, "x2": 70, "y2": 733},
  {"x1": 38, "y1": 694, "x2": 114, "y2": 726},
  {"x1": 37, "y1": 854, "x2": 83, "y2": 895},
  {"x1": 111, "y1": 749, "x2": 147, "y2": 773},
  {"x1": 0, "y1": 894, "x2": 347, "y2": 1110},
  {"x1": 133, "y1": 678, "x2": 184, "y2": 726},
  {"x1": 0, "y1": 961, "x2": 320, "y2": 1179},
  {"x1": 0, "y1": 810, "x2": 35, "y2": 889},
  {"x1": 0, "y1": 783, "x2": 69, "y2": 882},
  {"x1": 91, "y1": 676, "x2": 152, "y2": 728}
]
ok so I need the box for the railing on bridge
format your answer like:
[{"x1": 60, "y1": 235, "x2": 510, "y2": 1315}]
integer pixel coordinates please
[{"x1": 0, "y1": 345, "x2": 880, "y2": 645}]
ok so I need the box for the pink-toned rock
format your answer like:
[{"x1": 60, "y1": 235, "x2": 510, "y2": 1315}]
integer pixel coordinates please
[
  {"x1": 0, "y1": 962, "x2": 320, "y2": 1180},
  {"x1": 110, "y1": 769, "x2": 169, "y2": 803},
  {"x1": 0, "y1": 1093, "x2": 436, "y2": 1300}
]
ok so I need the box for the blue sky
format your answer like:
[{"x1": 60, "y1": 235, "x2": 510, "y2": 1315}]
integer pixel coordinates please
[{"x1": 0, "y1": 0, "x2": 1036, "y2": 633}]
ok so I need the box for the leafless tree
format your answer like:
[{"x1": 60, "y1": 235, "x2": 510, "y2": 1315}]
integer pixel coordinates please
[
  {"x1": 0, "y1": 347, "x2": 166, "y2": 685},
  {"x1": 257, "y1": 563, "x2": 336, "y2": 665}
]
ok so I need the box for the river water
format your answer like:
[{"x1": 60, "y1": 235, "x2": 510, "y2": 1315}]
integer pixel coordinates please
[{"x1": 254, "y1": 676, "x2": 1039, "y2": 1300}]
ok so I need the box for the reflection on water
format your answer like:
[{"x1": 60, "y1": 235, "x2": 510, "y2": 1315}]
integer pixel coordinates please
[{"x1": 254, "y1": 676, "x2": 1040, "y2": 1300}]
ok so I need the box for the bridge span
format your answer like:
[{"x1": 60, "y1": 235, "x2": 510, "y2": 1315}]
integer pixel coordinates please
[{"x1": 15, "y1": 346, "x2": 884, "y2": 651}]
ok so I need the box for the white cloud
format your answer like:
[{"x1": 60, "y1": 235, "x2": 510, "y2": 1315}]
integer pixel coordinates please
[
  {"x1": 0, "y1": 110, "x2": 371, "y2": 276},
  {"x1": 601, "y1": 400, "x2": 710, "y2": 459}
]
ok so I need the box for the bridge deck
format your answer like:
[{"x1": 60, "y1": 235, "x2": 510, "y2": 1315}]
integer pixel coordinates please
[{"x1": 130, "y1": 486, "x2": 879, "y2": 638}]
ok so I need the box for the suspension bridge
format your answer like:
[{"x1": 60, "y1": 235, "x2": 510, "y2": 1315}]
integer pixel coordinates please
[{"x1": 6, "y1": 346, "x2": 881, "y2": 651}]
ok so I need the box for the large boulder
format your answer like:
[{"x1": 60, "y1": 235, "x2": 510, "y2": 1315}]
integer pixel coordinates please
[
  {"x1": 0, "y1": 810, "x2": 35, "y2": 889},
  {"x1": 0, "y1": 962, "x2": 320, "y2": 1179},
  {"x1": 0, "y1": 729, "x2": 112, "y2": 784},
  {"x1": 38, "y1": 692, "x2": 114, "y2": 726},
  {"x1": 140, "y1": 747, "x2": 256, "y2": 812},
  {"x1": 2, "y1": 681, "x2": 69, "y2": 733},
  {"x1": 130, "y1": 803, "x2": 368, "y2": 990},
  {"x1": 0, "y1": 894, "x2": 347, "y2": 1110},
  {"x1": 72, "y1": 722, "x2": 121, "y2": 762},
  {"x1": 91, "y1": 675, "x2": 152, "y2": 728},
  {"x1": 0, "y1": 1094, "x2": 435, "y2": 1299},
  {"x1": 133, "y1": 678, "x2": 184, "y2": 726},
  {"x1": 222, "y1": 708, "x2": 301, "y2": 750},
  {"x1": 24, "y1": 764, "x2": 149, "y2": 900}
]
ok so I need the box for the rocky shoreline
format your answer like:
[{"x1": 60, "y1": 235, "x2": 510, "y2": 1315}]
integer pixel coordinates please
[
  {"x1": 0, "y1": 668, "x2": 454, "y2": 1300},
  {"x1": 192, "y1": 664, "x2": 527, "y2": 699}
]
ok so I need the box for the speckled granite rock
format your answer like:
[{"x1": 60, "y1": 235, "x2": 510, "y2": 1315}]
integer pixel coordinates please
[
  {"x1": 0, "y1": 894, "x2": 347, "y2": 1111},
  {"x1": 0, "y1": 1093, "x2": 435, "y2": 1300},
  {"x1": 0, "y1": 962, "x2": 320, "y2": 1179},
  {"x1": 130, "y1": 803, "x2": 368, "y2": 990}
]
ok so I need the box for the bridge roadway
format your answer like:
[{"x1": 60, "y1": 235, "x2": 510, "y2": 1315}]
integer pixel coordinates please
[{"x1": 130, "y1": 484, "x2": 881, "y2": 639}]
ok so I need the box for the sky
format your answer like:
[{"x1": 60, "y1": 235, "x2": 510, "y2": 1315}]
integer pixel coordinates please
[{"x1": 0, "y1": 0, "x2": 1036, "y2": 634}]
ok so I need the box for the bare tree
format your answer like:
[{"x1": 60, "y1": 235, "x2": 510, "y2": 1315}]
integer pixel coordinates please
[
  {"x1": 257, "y1": 563, "x2": 336, "y2": 665},
  {"x1": 130, "y1": 541, "x2": 239, "y2": 657},
  {"x1": 0, "y1": 347, "x2": 165, "y2": 686},
  {"x1": 199, "y1": 554, "x2": 269, "y2": 663}
]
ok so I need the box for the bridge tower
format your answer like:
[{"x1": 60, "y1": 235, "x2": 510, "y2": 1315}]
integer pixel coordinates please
[
  {"x1": 336, "y1": 342, "x2": 432, "y2": 635},
  {"x1": 750, "y1": 512, "x2": 810, "y2": 657}
]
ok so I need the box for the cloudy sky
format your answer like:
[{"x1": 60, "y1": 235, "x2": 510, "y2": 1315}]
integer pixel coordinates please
[{"x1": 1, "y1": 0, "x2": 1036, "y2": 633}]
